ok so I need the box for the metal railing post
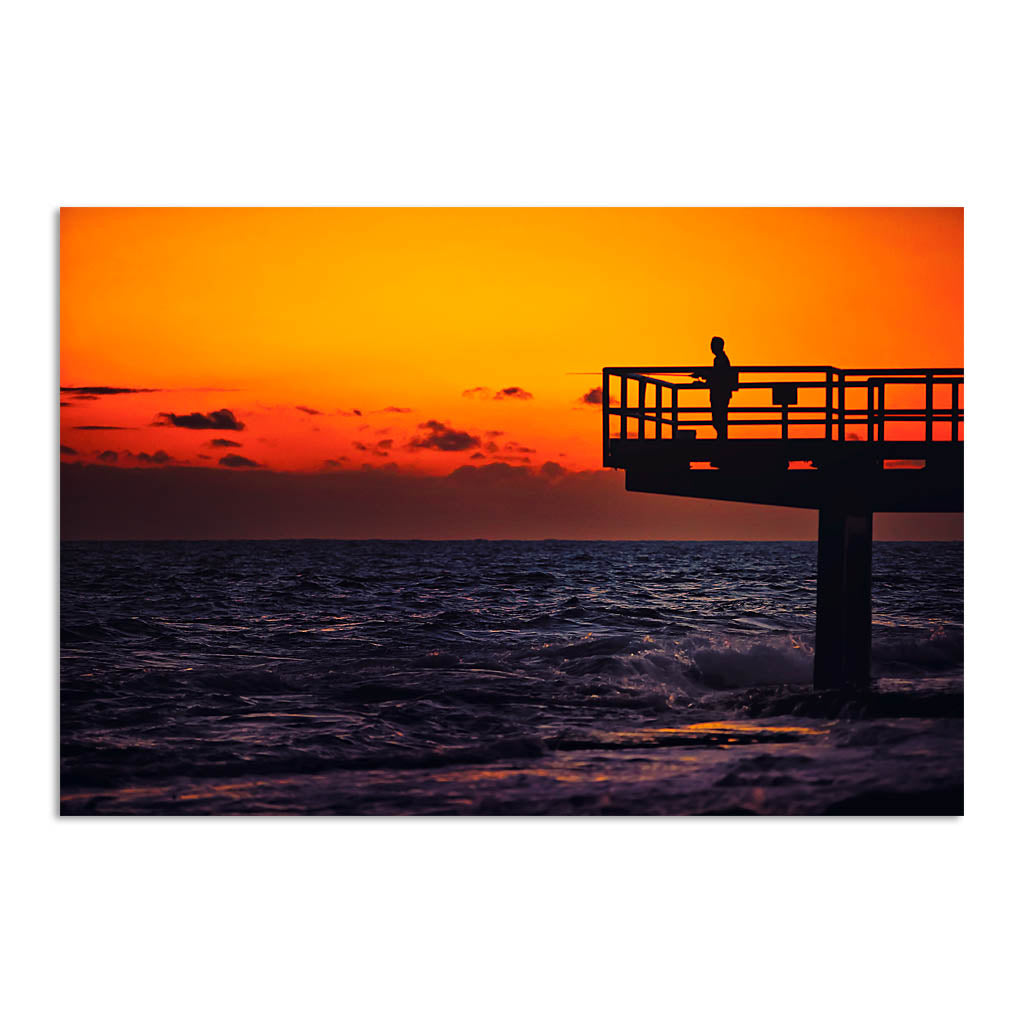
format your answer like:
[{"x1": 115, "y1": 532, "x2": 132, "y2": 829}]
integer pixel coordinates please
[
  {"x1": 655, "y1": 383, "x2": 663, "y2": 440},
  {"x1": 838, "y1": 372, "x2": 846, "y2": 441},
  {"x1": 638, "y1": 379, "x2": 645, "y2": 440},
  {"x1": 925, "y1": 373, "x2": 934, "y2": 442},
  {"x1": 671, "y1": 384, "x2": 679, "y2": 439},
  {"x1": 602, "y1": 369, "x2": 610, "y2": 456},
  {"x1": 826, "y1": 370, "x2": 834, "y2": 441},
  {"x1": 620, "y1": 375, "x2": 627, "y2": 440}
]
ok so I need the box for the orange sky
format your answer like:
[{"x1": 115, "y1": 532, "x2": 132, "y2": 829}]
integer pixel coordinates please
[{"x1": 60, "y1": 208, "x2": 962, "y2": 476}]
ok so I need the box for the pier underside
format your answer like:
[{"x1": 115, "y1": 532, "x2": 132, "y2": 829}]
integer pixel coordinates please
[{"x1": 611, "y1": 439, "x2": 963, "y2": 512}]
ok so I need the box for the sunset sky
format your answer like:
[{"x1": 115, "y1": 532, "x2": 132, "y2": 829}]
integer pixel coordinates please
[{"x1": 60, "y1": 208, "x2": 963, "y2": 539}]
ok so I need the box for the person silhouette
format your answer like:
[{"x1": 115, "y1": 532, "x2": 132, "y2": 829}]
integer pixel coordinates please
[{"x1": 691, "y1": 336, "x2": 738, "y2": 439}]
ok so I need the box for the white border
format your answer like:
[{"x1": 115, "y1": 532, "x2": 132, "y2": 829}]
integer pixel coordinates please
[{"x1": 7, "y1": 2, "x2": 1018, "y2": 1021}]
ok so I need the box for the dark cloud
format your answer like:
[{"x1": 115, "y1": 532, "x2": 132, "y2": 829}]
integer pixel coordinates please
[
  {"x1": 485, "y1": 441, "x2": 499, "y2": 453},
  {"x1": 485, "y1": 430, "x2": 504, "y2": 437},
  {"x1": 60, "y1": 445, "x2": 77, "y2": 456},
  {"x1": 504, "y1": 442, "x2": 535, "y2": 453},
  {"x1": 74, "y1": 425, "x2": 132, "y2": 430},
  {"x1": 219, "y1": 454, "x2": 261, "y2": 468},
  {"x1": 61, "y1": 386, "x2": 161, "y2": 395},
  {"x1": 296, "y1": 406, "x2": 322, "y2": 416},
  {"x1": 380, "y1": 406, "x2": 411, "y2": 414},
  {"x1": 208, "y1": 438, "x2": 243, "y2": 448},
  {"x1": 407, "y1": 420, "x2": 481, "y2": 452},
  {"x1": 462, "y1": 386, "x2": 490, "y2": 399},
  {"x1": 581, "y1": 386, "x2": 603, "y2": 406},
  {"x1": 136, "y1": 450, "x2": 173, "y2": 464},
  {"x1": 469, "y1": 452, "x2": 486, "y2": 461},
  {"x1": 353, "y1": 438, "x2": 394, "y2": 457},
  {"x1": 97, "y1": 450, "x2": 119, "y2": 463},
  {"x1": 323, "y1": 456, "x2": 350, "y2": 469},
  {"x1": 337, "y1": 408, "x2": 363, "y2": 417},
  {"x1": 156, "y1": 409, "x2": 245, "y2": 431},
  {"x1": 67, "y1": 394, "x2": 100, "y2": 401},
  {"x1": 540, "y1": 461, "x2": 567, "y2": 479},
  {"x1": 60, "y1": 402, "x2": 71, "y2": 407},
  {"x1": 493, "y1": 386, "x2": 533, "y2": 401},
  {"x1": 447, "y1": 463, "x2": 532, "y2": 482}
]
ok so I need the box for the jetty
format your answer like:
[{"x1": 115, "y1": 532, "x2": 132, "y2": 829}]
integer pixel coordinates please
[{"x1": 602, "y1": 365, "x2": 964, "y2": 690}]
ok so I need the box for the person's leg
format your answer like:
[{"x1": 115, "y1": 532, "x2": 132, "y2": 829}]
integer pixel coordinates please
[{"x1": 711, "y1": 395, "x2": 728, "y2": 439}]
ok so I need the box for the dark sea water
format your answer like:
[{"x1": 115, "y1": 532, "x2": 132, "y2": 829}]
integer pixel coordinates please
[{"x1": 60, "y1": 540, "x2": 963, "y2": 814}]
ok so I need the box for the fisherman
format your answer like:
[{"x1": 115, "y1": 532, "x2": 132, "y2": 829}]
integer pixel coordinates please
[{"x1": 691, "y1": 336, "x2": 738, "y2": 439}]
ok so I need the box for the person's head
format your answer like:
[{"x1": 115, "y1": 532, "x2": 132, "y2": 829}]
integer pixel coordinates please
[{"x1": 710, "y1": 336, "x2": 725, "y2": 354}]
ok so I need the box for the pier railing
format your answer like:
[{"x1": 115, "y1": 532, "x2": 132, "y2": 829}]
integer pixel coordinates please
[{"x1": 602, "y1": 366, "x2": 963, "y2": 459}]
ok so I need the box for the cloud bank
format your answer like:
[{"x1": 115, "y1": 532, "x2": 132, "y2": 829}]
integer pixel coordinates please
[{"x1": 60, "y1": 463, "x2": 962, "y2": 542}]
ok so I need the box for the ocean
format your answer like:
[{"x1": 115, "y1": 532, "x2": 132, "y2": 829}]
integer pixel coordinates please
[{"x1": 60, "y1": 540, "x2": 963, "y2": 814}]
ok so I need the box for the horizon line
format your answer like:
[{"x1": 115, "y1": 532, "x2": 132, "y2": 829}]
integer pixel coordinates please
[{"x1": 60, "y1": 536, "x2": 962, "y2": 544}]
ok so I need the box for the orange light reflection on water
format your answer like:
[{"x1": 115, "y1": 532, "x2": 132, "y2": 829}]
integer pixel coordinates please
[{"x1": 675, "y1": 721, "x2": 829, "y2": 736}]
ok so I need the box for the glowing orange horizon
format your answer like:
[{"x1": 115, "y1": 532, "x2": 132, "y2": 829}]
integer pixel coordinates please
[{"x1": 60, "y1": 208, "x2": 963, "y2": 473}]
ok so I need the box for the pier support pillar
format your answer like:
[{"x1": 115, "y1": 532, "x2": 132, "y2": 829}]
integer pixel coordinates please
[{"x1": 814, "y1": 508, "x2": 873, "y2": 690}]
